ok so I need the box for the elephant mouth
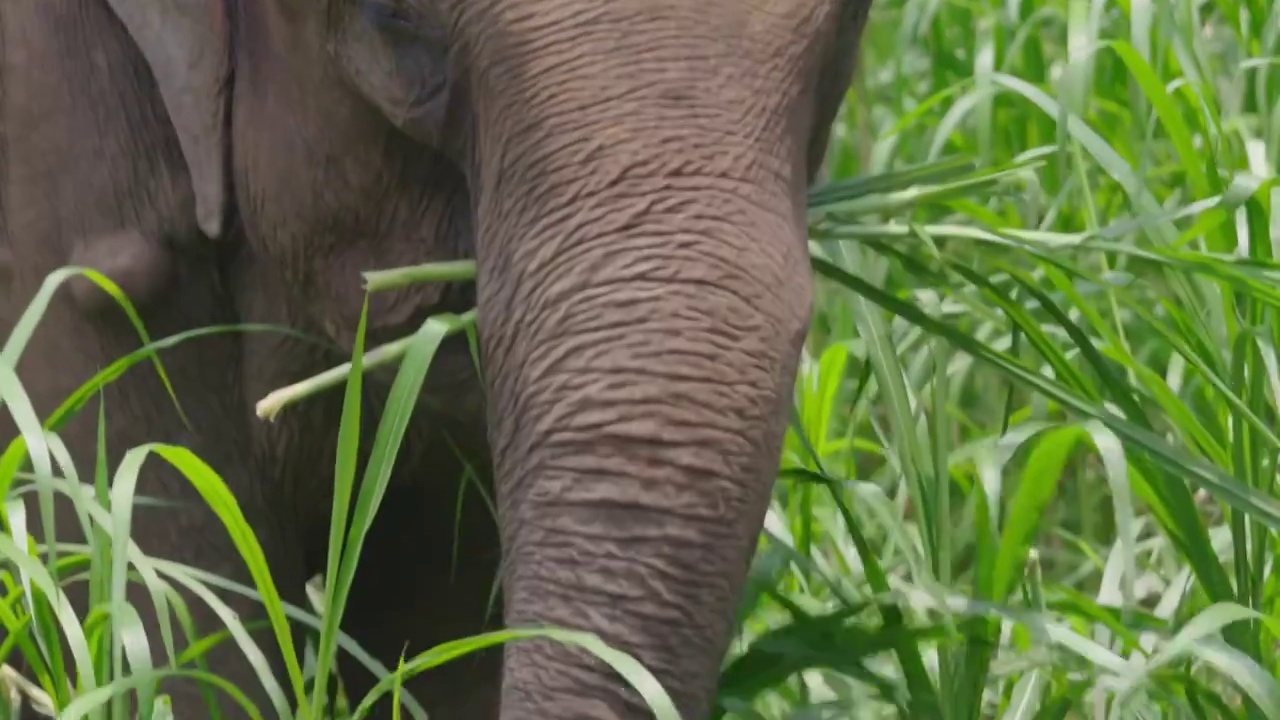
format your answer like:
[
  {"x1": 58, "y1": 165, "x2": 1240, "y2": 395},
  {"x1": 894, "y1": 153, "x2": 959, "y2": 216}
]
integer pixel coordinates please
[
  {"x1": 370, "y1": 300, "x2": 473, "y2": 347},
  {"x1": 360, "y1": 324, "x2": 485, "y2": 434},
  {"x1": 334, "y1": 287, "x2": 481, "y2": 399},
  {"x1": 327, "y1": 273, "x2": 476, "y2": 352}
]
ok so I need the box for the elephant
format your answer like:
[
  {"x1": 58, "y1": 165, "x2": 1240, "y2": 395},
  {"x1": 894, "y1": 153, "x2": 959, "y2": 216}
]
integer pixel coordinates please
[
  {"x1": 0, "y1": 0, "x2": 875, "y2": 718},
  {"x1": 0, "y1": 0, "x2": 295, "y2": 717}
]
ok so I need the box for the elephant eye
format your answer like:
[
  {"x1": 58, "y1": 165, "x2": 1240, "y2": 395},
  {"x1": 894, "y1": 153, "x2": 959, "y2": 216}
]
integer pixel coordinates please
[{"x1": 361, "y1": 0, "x2": 418, "y2": 33}]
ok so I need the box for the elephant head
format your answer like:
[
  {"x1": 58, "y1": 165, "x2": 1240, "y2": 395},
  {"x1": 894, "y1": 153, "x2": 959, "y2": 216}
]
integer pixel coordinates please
[{"x1": 106, "y1": 0, "x2": 873, "y2": 717}]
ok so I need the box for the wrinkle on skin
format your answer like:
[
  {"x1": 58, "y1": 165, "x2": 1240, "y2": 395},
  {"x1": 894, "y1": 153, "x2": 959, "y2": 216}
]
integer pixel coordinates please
[
  {"x1": 432, "y1": 10, "x2": 828, "y2": 720},
  {"x1": 209, "y1": 0, "x2": 872, "y2": 716},
  {"x1": 419, "y1": 2, "x2": 872, "y2": 717}
]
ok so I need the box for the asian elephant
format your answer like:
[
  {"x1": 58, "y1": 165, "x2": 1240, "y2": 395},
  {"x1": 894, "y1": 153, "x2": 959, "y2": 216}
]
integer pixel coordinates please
[{"x1": 1, "y1": 0, "x2": 874, "y2": 719}]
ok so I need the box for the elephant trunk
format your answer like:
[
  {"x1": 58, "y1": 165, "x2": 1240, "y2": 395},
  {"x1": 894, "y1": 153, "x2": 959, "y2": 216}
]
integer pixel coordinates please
[
  {"x1": 466, "y1": 17, "x2": 818, "y2": 716},
  {"x1": 478, "y1": 169, "x2": 811, "y2": 720}
]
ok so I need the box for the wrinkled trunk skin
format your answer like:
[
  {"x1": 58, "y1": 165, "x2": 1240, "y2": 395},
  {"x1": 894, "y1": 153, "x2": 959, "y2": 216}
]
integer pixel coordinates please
[
  {"x1": 482, "y1": 134, "x2": 809, "y2": 720},
  {"x1": 458, "y1": 5, "x2": 823, "y2": 717}
]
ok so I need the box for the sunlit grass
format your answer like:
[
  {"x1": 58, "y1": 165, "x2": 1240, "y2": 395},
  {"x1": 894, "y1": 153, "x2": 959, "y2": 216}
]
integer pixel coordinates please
[
  {"x1": 4, "y1": 0, "x2": 1280, "y2": 717},
  {"x1": 0, "y1": 274, "x2": 676, "y2": 720},
  {"x1": 730, "y1": 0, "x2": 1280, "y2": 716}
]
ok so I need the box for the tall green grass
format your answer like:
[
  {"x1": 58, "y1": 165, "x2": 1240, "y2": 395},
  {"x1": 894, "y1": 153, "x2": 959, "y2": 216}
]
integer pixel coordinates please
[
  {"x1": 0, "y1": 275, "x2": 678, "y2": 719},
  {"x1": 3, "y1": 0, "x2": 1280, "y2": 717},
  {"x1": 723, "y1": 0, "x2": 1280, "y2": 716}
]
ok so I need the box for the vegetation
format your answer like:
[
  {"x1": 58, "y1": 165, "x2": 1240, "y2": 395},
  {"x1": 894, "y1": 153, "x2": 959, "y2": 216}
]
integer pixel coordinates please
[{"x1": 3, "y1": 0, "x2": 1280, "y2": 717}]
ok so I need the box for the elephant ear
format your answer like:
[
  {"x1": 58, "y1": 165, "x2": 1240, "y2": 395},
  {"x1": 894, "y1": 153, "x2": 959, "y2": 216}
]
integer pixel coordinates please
[{"x1": 105, "y1": 0, "x2": 230, "y2": 240}]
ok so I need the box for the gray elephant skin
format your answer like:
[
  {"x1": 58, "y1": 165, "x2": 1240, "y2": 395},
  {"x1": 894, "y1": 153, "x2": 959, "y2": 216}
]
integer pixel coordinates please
[{"x1": 0, "y1": 1, "x2": 874, "y2": 718}]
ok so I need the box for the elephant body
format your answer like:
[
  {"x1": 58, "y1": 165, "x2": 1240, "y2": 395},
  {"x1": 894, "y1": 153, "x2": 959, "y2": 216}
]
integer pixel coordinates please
[
  {"x1": 0, "y1": 0, "x2": 873, "y2": 718},
  {"x1": 0, "y1": 1, "x2": 294, "y2": 715}
]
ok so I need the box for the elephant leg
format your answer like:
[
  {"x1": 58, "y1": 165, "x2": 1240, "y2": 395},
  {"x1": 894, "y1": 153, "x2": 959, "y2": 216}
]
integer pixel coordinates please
[{"x1": 335, "y1": 479, "x2": 503, "y2": 720}]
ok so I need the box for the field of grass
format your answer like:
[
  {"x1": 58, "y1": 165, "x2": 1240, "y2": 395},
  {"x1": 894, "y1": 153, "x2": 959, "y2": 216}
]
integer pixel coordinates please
[{"x1": 3, "y1": 0, "x2": 1280, "y2": 717}]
